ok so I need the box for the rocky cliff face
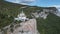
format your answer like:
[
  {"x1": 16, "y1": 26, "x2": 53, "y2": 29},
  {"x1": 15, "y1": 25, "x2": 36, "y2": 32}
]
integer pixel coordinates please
[{"x1": 55, "y1": 7, "x2": 60, "y2": 17}]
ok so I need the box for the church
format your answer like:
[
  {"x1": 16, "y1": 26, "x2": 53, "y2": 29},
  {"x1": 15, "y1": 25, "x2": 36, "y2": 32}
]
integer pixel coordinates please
[{"x1": 14, "y1": 10, "x2": 29, "y2": 21}]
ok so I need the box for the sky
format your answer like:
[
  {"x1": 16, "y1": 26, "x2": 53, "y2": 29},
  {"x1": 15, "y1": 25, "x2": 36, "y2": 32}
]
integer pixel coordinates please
[{"x1": 5, "y1": 0, "x2": 60, "y2": 7}]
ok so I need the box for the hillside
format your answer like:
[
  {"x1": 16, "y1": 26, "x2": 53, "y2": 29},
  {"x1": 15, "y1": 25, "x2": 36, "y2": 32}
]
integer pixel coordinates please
[
  {"x1": 37, "y1": 13, "x2": 60, "y2": 34},
  {"x1": 0, "y1": 0, "x2": 60, "y2": 34}
]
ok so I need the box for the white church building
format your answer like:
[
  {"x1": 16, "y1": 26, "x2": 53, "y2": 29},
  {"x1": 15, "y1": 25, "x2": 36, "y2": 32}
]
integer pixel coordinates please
[{"x1": 14, "y1": 10, "x2": 29, "y2": 21}]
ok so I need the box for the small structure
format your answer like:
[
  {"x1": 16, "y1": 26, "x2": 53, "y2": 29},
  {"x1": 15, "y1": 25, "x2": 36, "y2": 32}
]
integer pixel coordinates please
[{"x1": 14, "y1": 10, "x2": 29, "y2": 21}]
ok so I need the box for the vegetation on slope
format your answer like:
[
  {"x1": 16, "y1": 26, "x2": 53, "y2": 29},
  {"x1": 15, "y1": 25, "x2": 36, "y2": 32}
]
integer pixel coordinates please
[{"x1": 37, "y1": 13, "x2": 60, "y2": 34}]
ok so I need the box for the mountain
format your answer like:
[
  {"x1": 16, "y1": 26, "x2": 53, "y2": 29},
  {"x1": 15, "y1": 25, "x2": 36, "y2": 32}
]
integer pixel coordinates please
[
  {"x1": 0, "y1": 0, "x2": 60, "y2": 34},
  {"x1": 50, "y1": 5, "x2": 60, "y2": 16},
  {"x1": 47, "y1": 5, "x2": 60, "y2": 11},
  {"x1": 56, "y1": 7, "x2": 60, "y2": 17},
  {"x1": 56, "y1": 7, "x2": 60, "y2": 12}
]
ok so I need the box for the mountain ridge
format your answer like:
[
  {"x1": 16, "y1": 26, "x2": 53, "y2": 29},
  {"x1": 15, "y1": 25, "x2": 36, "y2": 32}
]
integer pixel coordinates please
[{"x1": 0, "y1": 0, "x2": 60, "y2": 34}]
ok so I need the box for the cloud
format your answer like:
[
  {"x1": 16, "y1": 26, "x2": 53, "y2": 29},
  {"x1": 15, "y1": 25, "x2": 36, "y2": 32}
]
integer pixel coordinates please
[
  {"x1": 20, "y1": 3, "x2": 29, "y2": 5},
  {"x1": 47, "y1": 5, "x2": 60, "y2": 12},
  {"x1": 5, "y1": 0, "x2": 36, "y2": 5},
  {"x1": 48, "y1": 5, "x2": 60, "y2": 8},
  {"x1": 21, "y1": 0, "x2": 35, "y2": 3},
  {"x1": 49, "y1": 5, "x2": 60, "y2": 11},
  {"x1": 23, "y1": 0, "x2": 35, "y2": 2}
]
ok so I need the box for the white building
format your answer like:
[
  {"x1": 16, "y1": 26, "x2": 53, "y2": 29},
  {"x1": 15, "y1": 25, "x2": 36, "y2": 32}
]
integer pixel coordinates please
[{"x1": 14, "y1": 10, "x2": 29, "y2": 21}]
